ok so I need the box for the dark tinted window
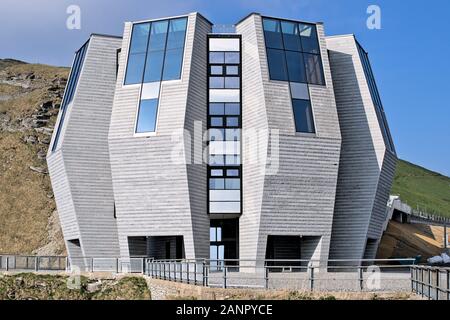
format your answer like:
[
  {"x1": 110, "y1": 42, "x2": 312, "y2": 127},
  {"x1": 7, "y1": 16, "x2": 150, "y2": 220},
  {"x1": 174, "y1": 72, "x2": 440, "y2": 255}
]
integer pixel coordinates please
[
  {"x1": 299, "y1": 23, "x2": 320, "y2": 54},
  {"x1": 263, "y1": 18, "x2": 284, "y2": 49},
  {"x1": 304, "y1": 53, "x2": 325, "y2": 85},
  {"x1": 281, "y1": 21, "x2": 302, "y2": 51},
  {"x1": 267, "y1": 48, "x2": 288, "y2": 81},
  {"x1": 292, "y1": 99, "x2": 315, "y2": 133},
  {"x1": 285, "y1": 51, "x2": 307, "y2": 83},
  {"x1": 262, "y1": 18, "x2": 324, "y2": 86}
]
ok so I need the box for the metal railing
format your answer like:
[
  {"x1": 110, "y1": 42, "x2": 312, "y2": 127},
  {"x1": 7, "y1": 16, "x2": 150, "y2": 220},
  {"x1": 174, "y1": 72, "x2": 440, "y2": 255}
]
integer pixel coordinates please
[
  {"x1": 146, "y1": 258, "x2": 416, "y2": 292},
  {"x1": 0, "y1": 255, "x2": 67, "y2": 272},
  {"x1": 411, "y1": 265, "x2": 450, "y2": 300},
  {"x1": 0, "y1": 255, "x2": 147, "y2": 274}
]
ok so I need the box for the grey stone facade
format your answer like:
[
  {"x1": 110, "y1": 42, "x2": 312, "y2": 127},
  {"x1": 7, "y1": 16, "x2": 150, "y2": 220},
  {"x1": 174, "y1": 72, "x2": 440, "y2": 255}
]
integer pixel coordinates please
[{"x1": 48, "y1": 12, "x2": 397, "y2": 264}]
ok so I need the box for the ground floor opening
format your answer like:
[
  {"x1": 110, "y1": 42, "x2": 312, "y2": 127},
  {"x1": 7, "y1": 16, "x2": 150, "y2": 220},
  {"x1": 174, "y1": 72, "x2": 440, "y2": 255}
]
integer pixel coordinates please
[
  {"x1": 210, "y1": 218, "x2": 239, "y2": 271},
  {"x1": 127, "y1": 235, "x2": 185, "y2": 260}
]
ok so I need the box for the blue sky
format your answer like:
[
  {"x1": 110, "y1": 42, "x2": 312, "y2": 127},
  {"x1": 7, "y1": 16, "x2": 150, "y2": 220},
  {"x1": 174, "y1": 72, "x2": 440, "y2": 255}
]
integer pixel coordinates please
[{"x1": 1, "y1": 0, "x2": 449, "y2": 176}]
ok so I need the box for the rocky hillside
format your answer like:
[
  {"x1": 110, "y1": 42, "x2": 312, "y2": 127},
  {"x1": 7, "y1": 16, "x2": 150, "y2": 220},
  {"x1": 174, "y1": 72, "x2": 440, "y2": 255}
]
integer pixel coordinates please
[{"x1": 0, "y1": 59, "x2": 68, "y2": 255}]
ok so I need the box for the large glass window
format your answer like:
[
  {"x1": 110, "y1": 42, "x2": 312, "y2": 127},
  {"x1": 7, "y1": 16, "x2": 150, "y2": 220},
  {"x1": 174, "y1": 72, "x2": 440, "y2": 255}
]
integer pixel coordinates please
[
  {"x1": 304, "y1": 53, "x2": 325, "y2": 85},
  {"x1": 263, "y1": 17, "x2": 325, "y2": 86},
  {"x1": 267, "y1": 48, "x2": 288, "y2": 81},
  {"x1": 126, "y1": 17, "x2": 187, "y2": 135},
  {"x1": 136, "y1": 99, "x2": 158, "y2": 133},
  {"x1": 285, "y1": 51, "x2": 307, "y2": 83},
  {"x1": 299, "y1": 23, "x2": 320, "y2": 54},
  {"x1": 125, "y1": 17, "x2": 187, "y2": 85},
  {"x1": 125, "y1": 23, "x2": 150, "y2": 85},
  {"x1": 281, "y1": 21, "x2": 302, "y2": 51},
  {"x1": 292, "y1": 99, "x2": 315, "y2": 133},
  {"x1": 163, "y1": 18, "x2": 187, "y2": 80},
  {"x1": 263, "y1": 18, "x2": 283, "y2": 49}
]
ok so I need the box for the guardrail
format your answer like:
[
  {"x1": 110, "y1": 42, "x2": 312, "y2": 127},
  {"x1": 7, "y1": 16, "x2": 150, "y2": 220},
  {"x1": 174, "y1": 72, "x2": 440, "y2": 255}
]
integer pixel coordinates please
[
  {"x1": 146, "y1": 258, "x2": 416, "y2": 292},
  {"x1": 1, "y1": 255, "x2": 422, "y2": 293},
  {"x1": 0, "y1": 255, "x2": 67, "y2": 272},
  {"x1": 411, "y1": 265, "x2": 450, "y2": 300},
  {"x1": 0, "y1": 255, "x2": 147, "y2": 274}
]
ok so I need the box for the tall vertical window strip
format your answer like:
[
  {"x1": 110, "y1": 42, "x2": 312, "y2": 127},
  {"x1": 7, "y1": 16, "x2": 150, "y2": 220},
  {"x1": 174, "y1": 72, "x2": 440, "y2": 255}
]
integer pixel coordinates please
[
  {"x1": 263, "y1": 17, "x2": 325, "y2": 85},
  {"x1": 357, "y1": 43, "x2": 395, "y2": 152},
  {"x1": 207, "y1": 36, "x2": 242, "y2": 215},
  {"x1": 124, "y1": 17, "x2": 187, "y2": 85},
  {"x1": 51, "y1": 41, "x2": 89, "y2": 152}
]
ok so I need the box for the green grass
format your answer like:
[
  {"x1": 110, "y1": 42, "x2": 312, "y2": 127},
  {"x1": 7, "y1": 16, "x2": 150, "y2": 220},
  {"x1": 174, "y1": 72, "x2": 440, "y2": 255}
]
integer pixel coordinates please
[
  {"x1": 0, "y1": 274, "x2": 151, "y2": 300},
  {"x1": 391, "y1": 159, "x2": 450, "y2": 218}
]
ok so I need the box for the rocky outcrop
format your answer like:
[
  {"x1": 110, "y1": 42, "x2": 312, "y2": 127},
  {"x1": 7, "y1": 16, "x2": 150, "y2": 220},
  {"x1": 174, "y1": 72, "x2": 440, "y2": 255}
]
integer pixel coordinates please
[{"x1": 0, "y1": 59, "x2": 68, "y2": 255}]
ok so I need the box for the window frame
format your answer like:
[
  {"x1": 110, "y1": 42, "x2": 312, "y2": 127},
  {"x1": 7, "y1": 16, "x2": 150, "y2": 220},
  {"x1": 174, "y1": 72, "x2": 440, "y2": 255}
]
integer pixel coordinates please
[
  {"x1": 291, "y1": 98, "x2": 316, "y2": 134},
  {"x1": 262, "y1": 16, "x2": 326, "y2": 86},
  {"x1": 124, "y1": 16, "x2": 188, "y2": 138},
  {"x1": 124, "y1": 16, "x2": 188, "y2": 87},
  {"x1": 207, "y1": 34, "x2": 243, "y2": 216}
]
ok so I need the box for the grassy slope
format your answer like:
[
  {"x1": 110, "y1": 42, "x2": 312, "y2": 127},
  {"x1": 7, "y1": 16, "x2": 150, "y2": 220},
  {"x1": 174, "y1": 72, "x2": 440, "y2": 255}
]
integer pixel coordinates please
[
  {"x1": 0, "y1": 274, "x2": 151, "y2": 300},
  {"x1": 391, "y1": 159, "x2": 450, "y2": 218},
  {"x1": 0, "y1": 60, "x2": 68, "y2": 254}
]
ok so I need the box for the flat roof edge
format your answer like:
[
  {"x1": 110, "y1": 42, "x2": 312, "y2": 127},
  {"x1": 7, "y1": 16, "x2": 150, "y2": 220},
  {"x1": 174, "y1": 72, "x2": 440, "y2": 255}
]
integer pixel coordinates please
[{"x1": 90, "y1": 33, "x2": 122, "y2": 39}]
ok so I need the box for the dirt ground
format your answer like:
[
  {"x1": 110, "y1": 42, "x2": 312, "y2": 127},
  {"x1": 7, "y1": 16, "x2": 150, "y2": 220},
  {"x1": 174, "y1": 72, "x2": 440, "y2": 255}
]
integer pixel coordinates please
[{"x1": 377, "y1": 221, "x2": 446, "y2": 261}]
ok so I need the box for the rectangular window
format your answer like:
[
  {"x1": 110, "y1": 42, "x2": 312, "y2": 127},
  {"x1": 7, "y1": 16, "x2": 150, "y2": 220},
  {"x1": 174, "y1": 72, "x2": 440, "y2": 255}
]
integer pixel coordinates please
[
  {"x1": 225, "y1": 103, "x2": 240, "y2": 115},
  {"x1": 210, "y1": 77, "x2": 225, "y2": 88},
  {"x1": 125, "y1": 23, "x2": 150, "y2": 85},
  {"x1": 162, "y1": 48, "x2": 184, "y2": 80},
  {"x1": 281, "y1": 21, "x2": 302, "y2": 51},
  {"x1": 285, "y1": 51, "x2": 307, "y2": 83},
  {"x1": 304, "y1": 53, "x2": 325, "y2": 85},
  {"x1": 136, "y1": 99, "x2": 158, "y2": 133},
  {"x1": 225, "y1": 52, "x2": 240, "y2": 64},
  {"x1": 226, "y1": 65, "x2": 239, "y2": 75},
  {"x1": 263, "y1": 18, "x2": 284, "y2": 49},
  {"x1": 125, "y1": 17, "x2": 187, "y2": 86},
  {"x1": 267, "y1": 48, "x2": 288, "y2": 81},
  {"x1": 210, "y1": 65, "x2": 223, "y2": 75},
  {"x1": 224, "y1": 77, "x2": 240, "y2": 89},
  {"x1": 125, "y1": 53, "x2": 146, "y2": 84},
  {"x1": 209, "y1": 103, "x2": 225, "y2": 115},
  {"x1": 299, "y1": 23, "x2": 320, "y2": 54},
  {"x1": 292, "y1": 99, "x2": 315, "y2": 133},
  {"x1": 210, "y1": 52, "x2": 225, "y2": 64},
  {"x1": 263, "y1": 17, "x2": 324, "y2": 86},
  {"x1": 144, "y1": 50, "x2": 165, "y2": 82}
]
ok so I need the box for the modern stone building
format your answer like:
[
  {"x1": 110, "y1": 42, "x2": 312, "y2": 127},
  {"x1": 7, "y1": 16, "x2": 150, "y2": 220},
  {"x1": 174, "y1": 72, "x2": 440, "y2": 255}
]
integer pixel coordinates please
[{"x1": 47, "y1": 12, "x2": 396, "y2": 266}]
